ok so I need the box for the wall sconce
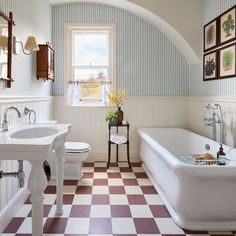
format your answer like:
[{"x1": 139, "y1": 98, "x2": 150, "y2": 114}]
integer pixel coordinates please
[
  {"x1": 13, "y1": 36, "x2": 39, "y2": 55},
  {"x1": 0, "y1": 35, "x2": 8, "y2": 50}
]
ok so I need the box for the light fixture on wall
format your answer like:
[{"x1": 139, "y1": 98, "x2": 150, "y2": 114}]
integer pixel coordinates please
[{"x1": 13, "y1": 36, "x2": 39, "y2": 55}]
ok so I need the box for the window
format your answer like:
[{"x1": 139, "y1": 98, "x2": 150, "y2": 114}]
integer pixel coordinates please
[{"x1": 65, "y1": 24, "x2": 115, "y2": 106}]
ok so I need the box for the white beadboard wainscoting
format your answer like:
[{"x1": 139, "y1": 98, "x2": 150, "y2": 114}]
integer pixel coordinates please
[
  {"x1": 54, "y1": 96, "x2": 188, "y2": 162},
  {"x1": 187, "y1": 97, "x2": 236, "y2": 148},
  {"x1": 0, "y1": 96, "x2": 53, "y2": 234}
]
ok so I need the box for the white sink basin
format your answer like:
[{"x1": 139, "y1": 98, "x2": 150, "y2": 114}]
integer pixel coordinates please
[{"x1": 11, "y1": 127, "x2": 59, "y2": 139}]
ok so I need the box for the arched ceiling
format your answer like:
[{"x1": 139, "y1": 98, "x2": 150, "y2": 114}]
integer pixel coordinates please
[{"x1": 49, "y1": 0, "x2": 199, "y2": 64}]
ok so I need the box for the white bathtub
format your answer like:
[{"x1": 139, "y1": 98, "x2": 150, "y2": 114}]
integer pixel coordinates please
[{"x1": 138, "y1": 128, "x2": 236, "y2": 231}]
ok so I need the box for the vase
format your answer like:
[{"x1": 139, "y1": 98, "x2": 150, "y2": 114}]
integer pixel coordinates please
[{"x1": 116, "y1": 107, "x2": 123, "y2": 125}]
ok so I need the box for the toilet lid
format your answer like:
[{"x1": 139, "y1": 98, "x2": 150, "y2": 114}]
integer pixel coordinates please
[{"x1": 65, "y1": 142, "x2": 90, "y2": 152}]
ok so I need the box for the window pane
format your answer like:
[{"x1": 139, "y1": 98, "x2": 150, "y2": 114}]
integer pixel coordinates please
[
  {"x1": 73, "y1": 33, "x2": 108, "y2": 66},
  {"x1": 74, "y1": 68, "x2": 108, "y2": 81}
]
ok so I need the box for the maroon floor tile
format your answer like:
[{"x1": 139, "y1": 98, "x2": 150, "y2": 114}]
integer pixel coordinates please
[
  {"x1": 3, "y1": 217, "x2": 25, "y2": 233},
  {"x1": 28, "y1": 205, "x2": 52, "y2": 217},
  {"x1": 120, "y1": 167, "x2": 133, "y2": 172},
  {"x1": 44, "y1": 185, "x2": 56, "y2": 194},
  {"x1": 43, "y1": 218, "x2": 68, "y2": 234},
  {"x1": 149, "y1": 205, "x2": 171, "y2": 218},
  {"x1": 93, "y1": 179, "x2": 108, "y2": 186},
  {"x1": 113, "y1": 235, "x2": 137, "y2": 236},
  {"x1": 107, "y1": 172, "x2": 121, "y2": 178},
  {"x1": 141, "y1": 186, "x2": 157, "y2": 194},
  {"x1": 131, "y1": 162, "x2": 142, "y2": 167},
  {"x1": 109, "y1": 186, "x2": 125, "y2": 194},
  {"x1": 134, "y1": 218, "x2": 160, "y2": 234},
  {"x1": 109, "y1": 162, "x2": 119, "y2": 167},
  {"x1": 92, "y1": 194, "x2": 110, "y2": 204},
  {"x1": 123, "y1": 179, "x2": 139, "y2": 186},
  {"x1": 63, "y1": 194, "x2": 74, "y2": 204},
  {"x1": 83, "y1": 172, "x2": 94, "y2": 178},
  {"x1": 127, "y1": 194, "x2": 147, "y2": 204},
  {"x1": 183, "y1": 230, "x2": 208, "y2": 234},
  {"x1": 82, "y1": 162, "x2": 94, "y2": 167},
  {"x1": 111, "y1": 205, "x2": 132, "y2": 217},
  {"x1": 24, "y1": 197, "x2": 31, "y2": 204},
  {"x1": 162, "y1": 234, "x2": 185, "y2": 236},
  {"x1": 94, "y1": 167, "x2": 107, "y2": 172},
  {"x1": 89, "y1": 218, "x2": 112, "y2": 234},
  {"x1": 70, "y1": 205, "x2": 91, "y2": 217},
  {"x1": 64, "y1": 234, "x2": 88, "y2": 236},
  {"x1": 16, "y1": 234, "x2": 32, "y2": 236},
  {"x1": 76, "y1": 186, "x2": 93, "y2": 194},
  {"x1": 64, "y1": 180, "x2": 78, "y2": 185},
  {"x1": 135, "y1": 172, "x2": 148, "y2": 178}
]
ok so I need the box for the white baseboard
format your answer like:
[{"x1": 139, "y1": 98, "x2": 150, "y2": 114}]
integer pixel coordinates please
[{"x1": 0, "y1": 186, "x2": 30, "y2": 234}]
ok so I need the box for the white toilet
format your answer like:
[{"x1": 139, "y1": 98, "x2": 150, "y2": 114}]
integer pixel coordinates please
[{"x1": 64, "y1": 142, "x2": 91, "y2": 180}]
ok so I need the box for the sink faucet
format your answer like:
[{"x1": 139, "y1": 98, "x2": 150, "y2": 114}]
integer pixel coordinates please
[
  {"x1": 2, "y1": 107, "x2": 21, "y2": 132},
  {"x1": 24, "y1": 107, "x2": 36, "y2": 124},
  {"x1": 203, "y1": 103, "x2": 226, "y2": 144}
]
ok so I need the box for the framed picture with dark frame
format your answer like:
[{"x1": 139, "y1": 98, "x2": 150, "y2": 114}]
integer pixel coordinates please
[
  {"x1": 218, "y1": 43, "x2": 236, "y2": 79},
  {"x1": 219, "y1": 5, "x2": 236, "y2": 46},
  {"x1": 204, "y1": 18, "x2": 218, "y2": 52},
  {"x1": 203, "y1": 50, "x2": 218, "y2": 81}
]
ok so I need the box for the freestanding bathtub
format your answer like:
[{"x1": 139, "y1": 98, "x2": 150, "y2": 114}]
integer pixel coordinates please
[{"x1": 138, "y1": 128, "x2": 236, "y2": 231}]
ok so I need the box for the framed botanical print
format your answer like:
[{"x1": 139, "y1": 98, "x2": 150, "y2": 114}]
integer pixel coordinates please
[
  {"x1": 203, "y1": 50, "x2": 218, "y2": 81},
  {"x1": 218, "y1": 43, "x2": 236, "y2": 79},
  {"x1": 220, "y1": 6, "x2": 236, "y2": 45},
  {"x1": 204, "y1": 19, "x2": 218, "y2": 52}
]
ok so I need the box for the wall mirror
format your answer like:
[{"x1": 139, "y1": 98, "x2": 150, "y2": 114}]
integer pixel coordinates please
[{"x1": 0, "y1": 11, "x2": 14, "y2": 88}]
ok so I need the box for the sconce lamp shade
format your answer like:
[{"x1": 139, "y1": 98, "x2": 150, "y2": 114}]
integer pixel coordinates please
[
  {"x1": 0, "y1": 36, "x2": 8, "y2": 50},
  {"x1": 24, "y1": 36, "x2": 39, "y2": 52}
]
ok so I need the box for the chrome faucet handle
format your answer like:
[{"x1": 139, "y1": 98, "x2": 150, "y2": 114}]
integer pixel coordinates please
[{"x1": 1, "y1": 120, "x2": 8, "y2": 132}]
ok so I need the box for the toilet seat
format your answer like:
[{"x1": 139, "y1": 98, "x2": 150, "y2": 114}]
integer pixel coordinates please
[{"x1": 65, "y1": 142, "x2": 90, "y2": 153}]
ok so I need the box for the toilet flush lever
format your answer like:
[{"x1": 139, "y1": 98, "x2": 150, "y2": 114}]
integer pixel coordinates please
[{"x1": 205, "y1": 144, "x2": 210, "y2": 151}]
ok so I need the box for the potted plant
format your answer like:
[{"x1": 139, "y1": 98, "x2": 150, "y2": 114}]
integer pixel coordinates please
[{"x1": 106, "y1": 111, "x2": 118, "y2": 125}]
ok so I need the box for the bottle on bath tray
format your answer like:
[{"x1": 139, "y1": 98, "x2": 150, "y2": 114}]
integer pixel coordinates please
[{"x1": 217, "y1": 144, "x2": 226, "y2": 165}]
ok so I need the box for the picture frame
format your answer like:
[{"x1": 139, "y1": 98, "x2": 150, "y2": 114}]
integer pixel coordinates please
[
  {"x1": 204, "y1": 18, "x2": 218, "y2": 52},
  {"x1": 203, "y1": 50, "x2": 218, "y2": 81},
  {"x1": 219, "y1": 5, "x2": 236, "y2": 46},
  {"x1": 218, "y1": 43, "x2": 236, "y2": 79}
]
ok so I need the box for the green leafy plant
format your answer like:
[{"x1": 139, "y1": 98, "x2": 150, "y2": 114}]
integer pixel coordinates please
[
  {"x1": 106, "y1": 111, "x2": 118, "y2": 123},
  {"x1": 223, "y1": 50, "x2": 233, "y2": 71}
]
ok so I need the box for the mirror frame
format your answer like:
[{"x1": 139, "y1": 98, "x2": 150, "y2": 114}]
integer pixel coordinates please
[{"x1": 0, "y1": 11, "x2": 14, "y2": 88}]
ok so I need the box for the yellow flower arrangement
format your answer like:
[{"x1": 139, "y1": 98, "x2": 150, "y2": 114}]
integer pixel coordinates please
[{"x1": 107, "y1": 88, "x2": 127, "y2": 107}]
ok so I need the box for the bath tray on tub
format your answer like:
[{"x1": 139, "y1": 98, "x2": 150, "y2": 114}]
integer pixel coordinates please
[{"x1": 176, "y1": 154, "x2": 227, "y2": 166}]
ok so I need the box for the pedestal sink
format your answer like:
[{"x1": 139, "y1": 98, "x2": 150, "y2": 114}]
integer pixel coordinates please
[{"x1": 0, "y1": 124, "x2": 71, "y2": 236}]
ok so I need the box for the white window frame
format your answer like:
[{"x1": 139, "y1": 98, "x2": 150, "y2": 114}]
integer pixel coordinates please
[{"x1": 64, "y1": 23, "x2": 116, "y2": 106}]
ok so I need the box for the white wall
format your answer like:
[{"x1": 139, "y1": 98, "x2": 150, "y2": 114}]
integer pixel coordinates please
[
  {"x1": 54, "y1": 96, "x2": 187, "y2": 162},
  {"x1": 127, "y1": 0, "x2": 202, "y2": 58}
]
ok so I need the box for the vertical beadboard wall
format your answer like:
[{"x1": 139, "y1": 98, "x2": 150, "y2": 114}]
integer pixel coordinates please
[
  {"x1": 189, "y1": 0, "x2": 236, "y2": 96},
  {"x1": 0, "y1": 97, "x2": 53, "y2": 216},
  {"x1": 52, "y1": 3, "x2": 189, "y2": 97}
]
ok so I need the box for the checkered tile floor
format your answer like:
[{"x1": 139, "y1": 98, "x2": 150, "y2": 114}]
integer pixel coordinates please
[{"x1": 2, "y1": 162, "x2": 236, "y2": 236}]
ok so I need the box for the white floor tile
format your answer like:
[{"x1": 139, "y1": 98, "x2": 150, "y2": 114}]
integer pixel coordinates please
[
  {"x1": 77, "y1": 178, "x2": 93, "y2": 186},
  {"x1": 44, "y1": 194, "x2": 57, "y2": 205},
  {"x1": 118, "y1": 162, "x2": 130, "y2": 167},
  {"x1": 93, "y1": 172, "x2": 108, "y2": 178},
  {"x1": 90, "y1": 205, "x2": 111, "y2": 217},
  {"x1": 132, "y1": 167, "x2": 144, "y2": 172},
  {"x1": 144, "y1": 194, "x2": 164, "y2": 205},
  {"x1": 124, "y1": 186, "x2": 143, "y2": 194},
  {"x1": 94, "y1": 162, "x2": 107, "y2": 167},
  {"x1": 17, "y1": 218, "x2": 32, "y2": 233},
  {"x1": 15, "y1": 205, "x2": 32, "y2": 217},
  {"x1": 92, "y1": 186, "x2": 109, "y2": 194},
  {"x1": 121, "y1": 172, "x2": 136, "y2": 179},
  {"x1": 82, "y1": 167, "x2": 94, "y2": 172},
  {"x1": 73, "y1": 194, "x2": 92, "y2": 205},
  {"x1": 48, "y1": 205, "x2": 72, "y2": 218},
  {"x1": 130, "y1": 205, "x2": 153, "y2": 218},
  {"x1": 107, "y1": 167, "x2": 120, "y2": 173},
  {"x1": 109, "y1": 194, "x2": 129, "y2": 205},
  {"x1": 63, "y1": 185, "x2": 77, "y2": 194},
  {"x1": 65, "y1": 218, "x2": 89, "y2": 234},
  {"x1": 112, "y1": 218, "x2": 136, "y2": 234},
  {"x1": 108, "y1": 178, "x2": 123, "y2": 186},
  {"x1": 155, "y1": 218, "x2": 184, "y2": 234},
  {"x1": 137, "y1": 178, "x2": 152, "y2": 186}
]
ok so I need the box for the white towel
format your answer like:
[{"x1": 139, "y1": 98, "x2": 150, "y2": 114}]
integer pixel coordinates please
[{"x1": 110, "y1": 134, "x2": 127, "y2": 145}]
